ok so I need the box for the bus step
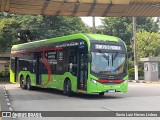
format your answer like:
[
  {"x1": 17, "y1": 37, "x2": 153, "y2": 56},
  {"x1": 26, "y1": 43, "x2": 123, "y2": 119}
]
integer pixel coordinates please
[{"x1": 78, "y1": 89, "x2": 87, "y2": 93}]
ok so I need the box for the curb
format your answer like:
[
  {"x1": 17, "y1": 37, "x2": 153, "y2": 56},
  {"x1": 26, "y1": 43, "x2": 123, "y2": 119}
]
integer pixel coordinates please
[
  {"x1": 129, "y1": 80, "x2": 145, "y2": 83},
  {"x1": 129, "y1": 80, "x2": 160, "y2": 84},
  {"x1": 3, "y1": 86, "x2": 13, "y2": 112},
  {"x1": 2, "y1": 86, "x2": 14, "y2": 120},
  {"x1": 145, "y1": 82, "x2": 160, "y2": 84}
]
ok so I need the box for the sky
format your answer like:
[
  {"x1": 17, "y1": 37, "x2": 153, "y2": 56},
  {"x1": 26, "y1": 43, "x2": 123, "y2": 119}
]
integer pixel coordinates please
[{"x1": 81, "y1": 17, "x2": 104, "y2": 27}]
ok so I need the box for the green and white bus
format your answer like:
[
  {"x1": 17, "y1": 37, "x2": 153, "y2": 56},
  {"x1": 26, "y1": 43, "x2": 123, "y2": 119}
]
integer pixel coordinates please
[{"x1": 10, "y1": 33, "x2": 128, "y2": 96}]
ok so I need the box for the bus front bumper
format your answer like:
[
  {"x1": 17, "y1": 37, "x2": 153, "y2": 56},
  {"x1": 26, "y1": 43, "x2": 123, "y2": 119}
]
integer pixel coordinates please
[{"x1": 87, "y1": 80, "x2": 128, "y2": 93}]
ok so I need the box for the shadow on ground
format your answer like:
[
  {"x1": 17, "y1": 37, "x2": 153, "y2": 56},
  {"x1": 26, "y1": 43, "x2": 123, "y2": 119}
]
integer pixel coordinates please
[{"x1": 27, "y1": 86, "x2": 125, "y2": 100}]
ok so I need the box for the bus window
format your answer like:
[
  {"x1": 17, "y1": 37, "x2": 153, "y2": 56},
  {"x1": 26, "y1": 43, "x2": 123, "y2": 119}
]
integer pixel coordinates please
[
  {"x1": 56, "y1": 51, "x2": 64, "y2": 73},
  {"x1": 68, "y1": 48, "x2": 77, "y2": 76}
]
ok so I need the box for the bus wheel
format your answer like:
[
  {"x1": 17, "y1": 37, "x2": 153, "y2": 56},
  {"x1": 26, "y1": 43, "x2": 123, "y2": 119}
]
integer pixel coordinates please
[
  {"x1": 99, "y1": 92, "x2": 104, "y2": 96},
  {"x1": 67, "y1": 80, "x2": 72, "y2": 97},
  {"x1": 26, "y1": 77, "x2": 32, "y2": 90},
  {"x1": 63, "y1": 80, "x2": 72, "y2": 97},
  {"x1": 20, "y1": 76, "x2": 26, "y2": 89},
  {"x1": 63, "y1": 81, "x2": 67, "y2": 95}
]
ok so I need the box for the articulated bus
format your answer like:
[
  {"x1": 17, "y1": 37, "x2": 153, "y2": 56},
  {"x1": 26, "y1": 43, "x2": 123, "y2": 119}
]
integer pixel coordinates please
[{"x1": 10, "y1": 34, "x2": 128, "y2": 96}]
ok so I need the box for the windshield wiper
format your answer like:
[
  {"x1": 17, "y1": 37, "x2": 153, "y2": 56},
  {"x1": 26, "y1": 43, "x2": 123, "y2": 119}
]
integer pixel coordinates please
[
  {"x1": 98, "y1": 50, "x2": 109, "y2": 66},
  {"x1": 113, "y1": 52, "x2": 119, "y2": 60}
]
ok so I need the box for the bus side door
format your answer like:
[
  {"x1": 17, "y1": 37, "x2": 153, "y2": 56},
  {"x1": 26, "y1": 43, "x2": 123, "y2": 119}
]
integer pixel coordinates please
[
  {"x1": 35, "y1": 53, "x2": 42, "y2": 85},
  {"x1": 14, "y1": 57, "x2": 19, "y2": 82},
  {"x1": 78, "y1": 52, "x2": 88, "y2": 90}
]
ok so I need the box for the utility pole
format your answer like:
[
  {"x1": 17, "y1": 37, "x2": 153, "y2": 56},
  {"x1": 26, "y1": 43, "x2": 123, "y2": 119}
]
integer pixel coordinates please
[
  {"x1": 92, "y1": 16, "x2": 96, "y2": 34},
  {"x1": 133, "y1": 17, "x2": 138, "y2": 81}
]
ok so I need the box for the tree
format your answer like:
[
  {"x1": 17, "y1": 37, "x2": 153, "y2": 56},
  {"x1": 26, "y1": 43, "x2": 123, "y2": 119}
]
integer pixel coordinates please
[
  {"x1": 136, "y1": 30, "x2": 160, "y2": 58},
  {"x1": 39, "y1": 16, "x2": 89, "y2": 39},
  {"x1": 100, "y1": 17, "x2": 159, "y2": 62},
  {"x1": 101, "y1": 17, "x2": 132, "y2": 45},
  {"x1": 136, "y1": 17, "x2": 158, "y2": 33},
  {"x1": 14, "y1": 15, "x2": 89, "y2": 41},
  {"x1": 13, "y1": 15, "x2": 89, "y2": 41},
  {"x1": 0, "y1": 18, "x2": 19, "y2": 53},
  {"x1": 0, "y1": 14, "x2": 89, "y2": 52},
  {"x1": 101, "y1": 17, "x2": 159, "y2": 45}
]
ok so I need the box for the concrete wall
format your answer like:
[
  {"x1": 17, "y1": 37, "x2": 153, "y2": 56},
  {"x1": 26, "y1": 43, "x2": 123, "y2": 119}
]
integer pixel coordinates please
[
  {"x1": 0, "y1": 64, "x2": 4, "y2": 71},
  {"x1": 0, "y1": 61, "x2": 10, "y2": 72},
  {"x1": 144, "y1": 62, "x2": 150, "y2": 81},
  {"x1": 144, "y1": 62, "x2": 159, "y2": 81}
]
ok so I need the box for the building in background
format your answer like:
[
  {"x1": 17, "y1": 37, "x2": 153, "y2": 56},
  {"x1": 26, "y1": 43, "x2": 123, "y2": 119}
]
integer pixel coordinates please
[{"x1": 0, "y1": 48, "x2": 10, "y2": 72}]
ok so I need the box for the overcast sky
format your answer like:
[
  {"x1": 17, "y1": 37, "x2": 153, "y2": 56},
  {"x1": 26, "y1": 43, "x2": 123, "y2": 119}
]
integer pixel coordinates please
[
  {"x1": 81, "y1": 17, "x2": 160, "y2": 32},
  {"x1": 81, "y1": 17, "x2": 104, "y2": 27}
]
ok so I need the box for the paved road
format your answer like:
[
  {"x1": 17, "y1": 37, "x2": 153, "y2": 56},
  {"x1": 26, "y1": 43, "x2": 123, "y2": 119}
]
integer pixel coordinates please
[{"x1": 1, "y1": 82, "x2": 160, "y2": 120}]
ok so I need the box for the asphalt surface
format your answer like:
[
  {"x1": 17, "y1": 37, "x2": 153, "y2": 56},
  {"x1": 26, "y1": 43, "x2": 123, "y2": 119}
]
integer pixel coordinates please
[
  {"x1": 0, "y1": 85, "x2": 11, "y2": 120},
  {"x1": 0, "y1": 82, "x2": 160, "y2": 120}
]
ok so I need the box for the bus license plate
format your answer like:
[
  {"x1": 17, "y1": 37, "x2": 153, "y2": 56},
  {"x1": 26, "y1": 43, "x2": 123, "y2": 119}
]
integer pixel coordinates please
[{"x1": 108, "y1": 90, "x2": 115, "y2": 93}]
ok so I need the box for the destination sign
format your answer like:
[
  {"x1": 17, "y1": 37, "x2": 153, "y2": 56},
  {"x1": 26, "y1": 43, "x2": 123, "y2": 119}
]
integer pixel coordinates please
[
  {"x1": 56, "y1": 42, "x2": 79, "y2": 48},
  {"x1": 46, "y1": 51, "x2": 57, "y2": 59},
  {"x1": 95, "y1": 44, "x2": 122, "y2": 50}
]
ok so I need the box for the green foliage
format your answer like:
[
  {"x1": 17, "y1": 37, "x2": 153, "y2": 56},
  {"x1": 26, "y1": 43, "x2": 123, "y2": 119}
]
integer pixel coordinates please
[
  {"x1": 0, "y1": 71, "x2": 5, "y2": 78},
  {"x1": 0, "y1": 14, "x2": 89, "y2": 53},
  {"x1": 128, "y1": 68, "x2": 134, "y2": 79},
  {"x1": 136, "y1": 30, "x2": 160, "y2": 58},
  {"x1": 136, "y1": 17, "x2": 159, "y2": 33},
  {"x1": 129, "y1": 68, "x2": 144, "y2": 80},
  {"x1": 138, "y1": 68, "x2": 144, "y2": 77},
  {"x1": 13, "y1": 15, "x2": 89, "y2": 41},
  {"x1": 40, "y1": 16, "x2": 89, "y2": 39},
  {"x1": 101, "y1": 17, "x2": 159, "y2": 63},
  {"x1": 0, "y1": 71, "x2": 9, "y2": 78},
  {"x1": 101, "y1": 17, "x2": 132, "y2": 45},
  {"x1": 101, "y1": 17, "x2": 159, "y2": 46},
  {"x1": 128, "y1": 60, "x2": 144, "y2": 69},
  {"x1": 128, "y1": 60, "x2": 134, "y2": 69},
  {"x1": 0, "y1": 18, "x2": 19, "y2": 53},
  {"x1": 138, "y1": 76, "x2": 144, "y2": 80}
]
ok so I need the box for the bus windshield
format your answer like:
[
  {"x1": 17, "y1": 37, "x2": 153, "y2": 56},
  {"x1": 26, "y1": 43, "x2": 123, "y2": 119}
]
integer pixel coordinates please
[{"x1": 91, "y1": 51, "x2": 126, "y2": 75}]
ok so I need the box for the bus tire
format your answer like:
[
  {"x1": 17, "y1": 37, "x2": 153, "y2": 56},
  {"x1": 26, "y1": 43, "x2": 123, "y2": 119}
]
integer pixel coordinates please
[
  {"x1": 67, "y1": 80, "x2": 72, "y2": 97},
  {"x1": 99, "y1": 92, "x2": 104, "y2": 96},
  {"x1": 63, "y1": 80, "x2": 67, "y2": 95},
  {"x1": 26, "y1": 77, "x2": 32, "y2": 90},
  {"x1": 20, "y1": 76, "x2": 26, "y2": 89},
  {"x1": 63, "y1": 80, "x2": 72, "y2": 97}
]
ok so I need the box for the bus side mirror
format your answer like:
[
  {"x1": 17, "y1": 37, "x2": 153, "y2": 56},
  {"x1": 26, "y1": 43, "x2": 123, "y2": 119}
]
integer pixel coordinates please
[{"x1": 88, "y1": 53, "x2": 92, "y2": 63}]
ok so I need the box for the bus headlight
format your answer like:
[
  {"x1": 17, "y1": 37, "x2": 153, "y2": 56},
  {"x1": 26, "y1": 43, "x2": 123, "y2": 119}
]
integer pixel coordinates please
[
  {"x1": 90, "y1": 79, "x2": 97, "y2": 84},
  {"x1": 124, "y1": 80, "x2": 128, "y2": 84}
]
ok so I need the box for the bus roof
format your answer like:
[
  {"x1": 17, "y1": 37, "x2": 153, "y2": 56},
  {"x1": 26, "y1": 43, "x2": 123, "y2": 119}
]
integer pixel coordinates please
[{"x1": 12, "y1": 33, "x2": 119, "y2": 50}]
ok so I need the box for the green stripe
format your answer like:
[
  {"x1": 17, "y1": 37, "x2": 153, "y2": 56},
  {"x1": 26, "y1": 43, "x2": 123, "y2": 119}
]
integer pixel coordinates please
[
  {"x1": 86, "y1": 34, "x2": 118, "y2": 42},
  {"x1": 12, "y1": 33, "x2": 120, "y2": 50},
  {"x1": 12, "y1": 33, "x2": 89, "y2": 50}
]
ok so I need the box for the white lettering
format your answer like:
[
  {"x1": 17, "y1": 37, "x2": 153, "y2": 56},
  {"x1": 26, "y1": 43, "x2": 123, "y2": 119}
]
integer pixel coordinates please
[
  {"x1": 95, "y1": 44, "x2": 121, "y2": 50},
  {"x1": 116, "y1": 113, "x2": 125, "y2": 117}
]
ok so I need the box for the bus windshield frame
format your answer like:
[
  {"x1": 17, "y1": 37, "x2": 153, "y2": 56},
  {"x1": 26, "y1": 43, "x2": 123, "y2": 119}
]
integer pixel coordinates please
[{"x1": 90, "y1": 43, "x2": 127, "y2": 77}]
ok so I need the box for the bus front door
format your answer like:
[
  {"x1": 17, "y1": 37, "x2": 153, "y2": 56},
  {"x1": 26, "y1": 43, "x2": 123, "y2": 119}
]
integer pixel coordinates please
[
  {"x1": 35, "y1": 53, "x2": 42, "y2": 85},
  {"x1": 78, "y1": 53, "x2": 88, "y2": 90}
]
